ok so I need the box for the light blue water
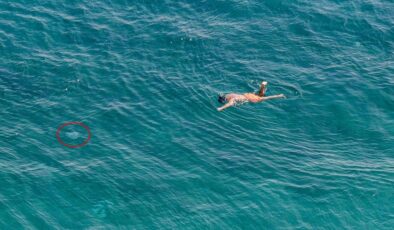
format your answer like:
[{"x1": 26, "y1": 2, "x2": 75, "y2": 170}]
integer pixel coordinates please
[{"x1": 1, "y1": 0, "x2": 394, "y2": 229}]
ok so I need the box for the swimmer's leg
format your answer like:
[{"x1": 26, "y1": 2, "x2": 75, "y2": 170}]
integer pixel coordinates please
[
  {"x1": 260, "y1": 94, "x2": 285, "y2": 101},
  {"x1": 258, "y1": 81, "x2": 268, "y2": 96}
]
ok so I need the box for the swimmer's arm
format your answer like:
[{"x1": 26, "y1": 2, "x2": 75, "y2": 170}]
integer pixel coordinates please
[
  {"x1": 259, "y1": 94, "x2": 285, "y2": 102},
  {"x1": 217, "y1": 99, "x2": 235, "y2": 112}
]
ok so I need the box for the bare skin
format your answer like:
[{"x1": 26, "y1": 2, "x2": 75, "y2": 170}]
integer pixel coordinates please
[{"x1": 217, "y1": 81, "x2": 285, "y2": 112}]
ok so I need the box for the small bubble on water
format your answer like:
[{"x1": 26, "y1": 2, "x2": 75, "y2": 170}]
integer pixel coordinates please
[{"x1": 66, "y1": 131, "x2": 80, "y2": 140}]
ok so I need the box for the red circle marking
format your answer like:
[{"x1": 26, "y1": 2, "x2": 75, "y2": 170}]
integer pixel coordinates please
[{"x1": 56, "y1": 122, "x2": 91, "y2": 148}]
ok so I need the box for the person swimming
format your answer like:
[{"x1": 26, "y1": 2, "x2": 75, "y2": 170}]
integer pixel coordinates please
[{"x1": 217, "y1": 81, "x2": 285, "y2": 111}]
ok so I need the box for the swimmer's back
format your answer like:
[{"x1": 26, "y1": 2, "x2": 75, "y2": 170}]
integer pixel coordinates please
[
  {"x1": 243, "y1": 93, "x2": 262, "y2": 103},
  {"x1": 226, "y1": 93, "x2": 246, "y2": 101}
]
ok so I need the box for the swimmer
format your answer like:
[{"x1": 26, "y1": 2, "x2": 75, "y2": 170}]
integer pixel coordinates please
[{"x1": 217, "y1": 81, "x2": 285, "y2": 112}]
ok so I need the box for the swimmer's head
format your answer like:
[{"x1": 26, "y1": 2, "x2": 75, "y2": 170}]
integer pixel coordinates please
[{"x1": 218, "y1": 94, "x2": 226, "y2": 104}]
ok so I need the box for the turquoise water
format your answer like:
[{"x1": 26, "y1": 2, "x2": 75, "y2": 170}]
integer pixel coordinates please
[{"x1": 1, "y1": 0, "x2": 394, "y2": 228}]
